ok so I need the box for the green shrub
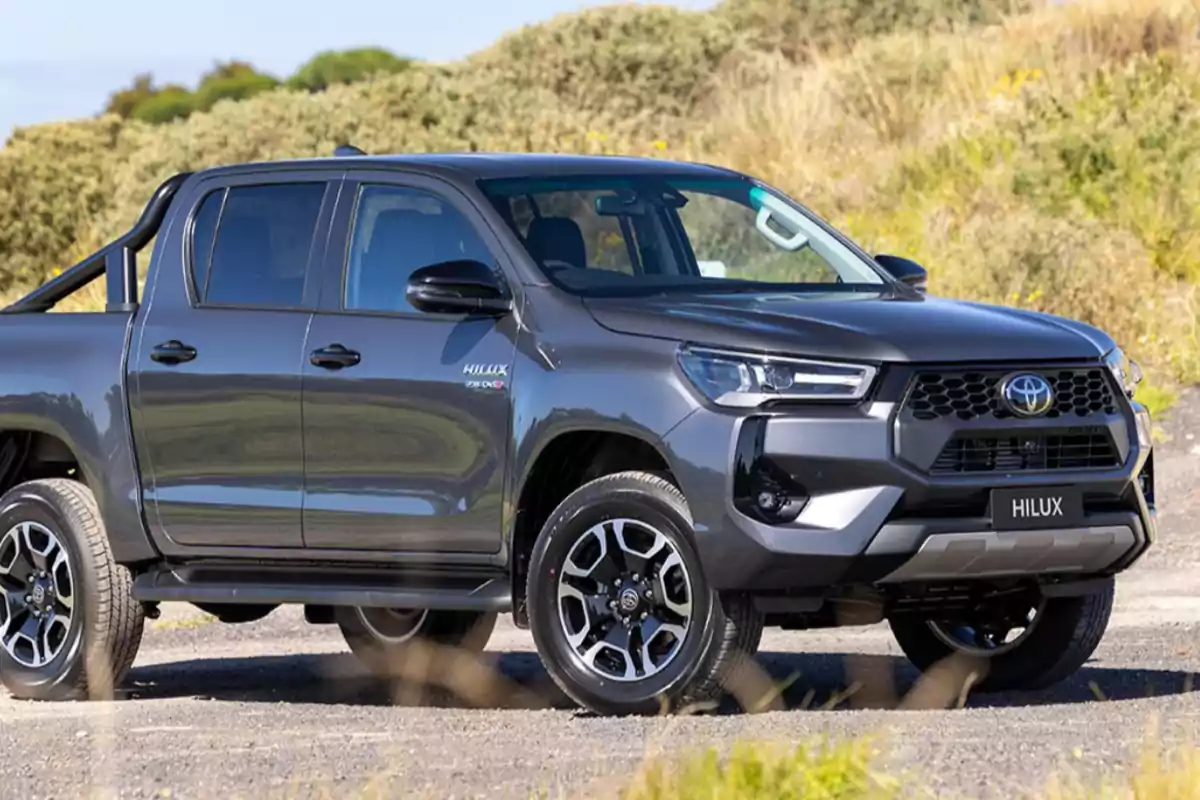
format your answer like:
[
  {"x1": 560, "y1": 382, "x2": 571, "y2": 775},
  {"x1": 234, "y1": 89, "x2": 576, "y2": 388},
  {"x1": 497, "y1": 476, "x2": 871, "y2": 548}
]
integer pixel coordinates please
[
  {"x1": 287, "y1": 47, "x2": 413, "y2": 92},
  {"x1": 105, "y1": 74, "x2": 197, "y2": 123},
  {"x1": 104, "y1": 73, "x2": 159, "y2": 119},
  {"x1": 130, "y1": 87, "x2": 195, "y2": 124},
  {"x1": 192, "y1": 72, "x2": 280, "y2": 113}
]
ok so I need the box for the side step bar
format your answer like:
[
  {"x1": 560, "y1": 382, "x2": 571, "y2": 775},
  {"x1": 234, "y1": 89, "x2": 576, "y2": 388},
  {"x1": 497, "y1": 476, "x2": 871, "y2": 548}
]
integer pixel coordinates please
[{"x1": 132, "y1": 563, "x2": 512, "y2": 612}]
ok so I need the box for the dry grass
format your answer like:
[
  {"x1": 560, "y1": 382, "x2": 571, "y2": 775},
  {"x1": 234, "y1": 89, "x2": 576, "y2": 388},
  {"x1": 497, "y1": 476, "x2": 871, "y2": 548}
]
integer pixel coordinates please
[{"x1": 673, "y1": 0, "x2": 1200, "y2": 394}]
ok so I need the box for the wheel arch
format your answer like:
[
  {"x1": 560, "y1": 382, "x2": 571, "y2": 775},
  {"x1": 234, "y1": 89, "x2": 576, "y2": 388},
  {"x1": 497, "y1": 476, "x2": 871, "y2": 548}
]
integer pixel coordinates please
[
  {"x1": 0, "y1": 426, "x2": 88, "y2": 494},
  {"x1": 507, "y1": 426, "x2": 680, "y2": 627},
  {"x1": 0, "y1": 417, "x2": 157, "y2": 565}
]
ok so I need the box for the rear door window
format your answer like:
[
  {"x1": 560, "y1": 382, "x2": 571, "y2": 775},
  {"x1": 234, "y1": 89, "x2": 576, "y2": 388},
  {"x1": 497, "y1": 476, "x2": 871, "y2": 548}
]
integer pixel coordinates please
[{"x1": 191, "y1": 182, "x2": 326, "y2": 308}]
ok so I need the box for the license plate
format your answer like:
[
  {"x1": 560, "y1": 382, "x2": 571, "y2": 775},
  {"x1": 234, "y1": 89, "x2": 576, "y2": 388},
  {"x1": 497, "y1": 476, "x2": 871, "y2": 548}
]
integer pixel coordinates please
[{"x1": 991, "y1": 486, "x2": 1084, "y2": 531}]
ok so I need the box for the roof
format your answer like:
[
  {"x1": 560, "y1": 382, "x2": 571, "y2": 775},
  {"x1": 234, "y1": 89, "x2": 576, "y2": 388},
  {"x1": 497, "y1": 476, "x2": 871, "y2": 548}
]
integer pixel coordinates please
[{"x1": 195, "y1": 152, "x2": 749, "y2": 182}]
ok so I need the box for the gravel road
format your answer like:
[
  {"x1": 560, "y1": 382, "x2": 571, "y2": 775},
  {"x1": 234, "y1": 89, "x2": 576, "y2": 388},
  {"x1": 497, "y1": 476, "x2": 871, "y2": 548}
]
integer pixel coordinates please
[{"x1": 1, "y1": 392, "x2": 1198, "y2": 800}]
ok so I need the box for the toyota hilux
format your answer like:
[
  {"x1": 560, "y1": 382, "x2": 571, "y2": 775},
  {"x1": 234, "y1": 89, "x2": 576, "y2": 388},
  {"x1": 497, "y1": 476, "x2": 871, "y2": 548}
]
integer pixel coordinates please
[{"x1": 0, "y1": 150, "x2": 1154, "y2": 714}]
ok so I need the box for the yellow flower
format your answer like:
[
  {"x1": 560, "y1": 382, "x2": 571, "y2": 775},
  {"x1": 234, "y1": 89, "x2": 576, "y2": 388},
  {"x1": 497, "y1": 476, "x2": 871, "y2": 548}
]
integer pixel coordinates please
[{"x1": 653, "y1": 139, "x2": 668, "y2": 151}]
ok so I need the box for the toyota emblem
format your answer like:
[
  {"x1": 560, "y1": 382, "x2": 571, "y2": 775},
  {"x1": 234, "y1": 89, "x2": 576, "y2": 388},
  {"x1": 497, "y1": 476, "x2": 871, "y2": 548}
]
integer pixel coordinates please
[
  {"x1": 1000, "y1": 373, "x2": 1055, "y2": 417},
  {"x1": 618, "y1": 588, "x2": 640, "y2": 613}
]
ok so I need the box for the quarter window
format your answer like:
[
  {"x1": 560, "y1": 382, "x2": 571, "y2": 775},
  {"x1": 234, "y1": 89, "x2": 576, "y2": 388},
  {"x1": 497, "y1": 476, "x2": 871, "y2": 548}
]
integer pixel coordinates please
[
  {"x1": 189, "y1": 189, "x2": 224, "y2": 300},
  {"x1": 192, "y1": 183, "x2": 326, "y2": 308},
  {"x1": 345, "y1": 185, "x2": 495, "y2": 314}
]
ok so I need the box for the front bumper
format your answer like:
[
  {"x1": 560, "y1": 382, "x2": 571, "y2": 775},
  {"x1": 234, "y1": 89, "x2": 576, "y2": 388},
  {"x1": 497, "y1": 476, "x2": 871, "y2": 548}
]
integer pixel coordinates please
[
  {"x1": 661, "y1": 366, "x2": 1156, "y2": 592},
  {"x1": 868, "y1": 521, "x2": 1140, "y2": 583}
]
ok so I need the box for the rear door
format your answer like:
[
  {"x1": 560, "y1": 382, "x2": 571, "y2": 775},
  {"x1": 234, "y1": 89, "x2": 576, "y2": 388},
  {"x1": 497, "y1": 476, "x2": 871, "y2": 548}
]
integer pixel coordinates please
[
  {"x1": 300, "y1": 171, "x2": 518, "y2": 553},
  {"x1": 130, "y1": 171, "x2": 338, "y2": 550}
]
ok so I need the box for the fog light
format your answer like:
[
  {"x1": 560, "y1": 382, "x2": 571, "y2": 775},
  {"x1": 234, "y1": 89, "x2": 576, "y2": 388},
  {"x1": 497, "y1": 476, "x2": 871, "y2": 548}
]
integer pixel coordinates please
[
  {"x1": 747, "y1": 474, "x2": 806, "y2": 524},
  {"x1": 733, "y1": 416, "x2": 808, "y2": 525},
  {"x1": 757, "y1": 490, "x2": 784, "y2": 513}
]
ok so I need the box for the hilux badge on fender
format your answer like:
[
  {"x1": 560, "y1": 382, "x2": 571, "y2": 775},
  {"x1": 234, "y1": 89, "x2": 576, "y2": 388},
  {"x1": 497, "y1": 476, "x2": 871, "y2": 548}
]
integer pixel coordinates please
[
  {"x1": 463, "y1": 364, "x2": 509, "y2": 377},
  {"x1": 464, "y1": 363, "x2": 509, "y2": 390},
  {"x1": 1000, "y1": 373, "x2": 1055, "y2": 417}
]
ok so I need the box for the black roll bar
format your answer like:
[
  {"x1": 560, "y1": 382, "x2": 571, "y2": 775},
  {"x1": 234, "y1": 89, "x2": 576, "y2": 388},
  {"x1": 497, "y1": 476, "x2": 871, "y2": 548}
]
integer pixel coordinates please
[{"x1": 3, "y1": 172, "x2": 193, "y2": 315}]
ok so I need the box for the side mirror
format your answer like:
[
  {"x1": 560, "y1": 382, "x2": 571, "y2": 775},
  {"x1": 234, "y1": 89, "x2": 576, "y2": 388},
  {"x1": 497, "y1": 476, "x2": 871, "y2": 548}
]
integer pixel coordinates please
[
  {"x1": 406, "y1": 259, "x2": 511, "y2": 315},
  {"x1": 875, "y1": 254, "x2": 928, "y2": 293}
]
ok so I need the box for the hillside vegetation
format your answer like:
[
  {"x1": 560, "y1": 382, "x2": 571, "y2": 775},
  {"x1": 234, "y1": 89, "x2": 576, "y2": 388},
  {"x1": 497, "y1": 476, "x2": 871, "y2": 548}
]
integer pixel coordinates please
[
  {"x1": 104, "y1": 50, "x2": 415, "y2": 124},
  {"x1": 1, "y1": 0, "x2": 1196, "y2": 397}
]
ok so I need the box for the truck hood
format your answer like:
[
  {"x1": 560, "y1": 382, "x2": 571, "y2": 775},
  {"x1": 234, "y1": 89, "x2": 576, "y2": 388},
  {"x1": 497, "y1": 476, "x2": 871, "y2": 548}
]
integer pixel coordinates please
[{"x1": 583, "y1": 291, "x2": 1115, "y2": 364}]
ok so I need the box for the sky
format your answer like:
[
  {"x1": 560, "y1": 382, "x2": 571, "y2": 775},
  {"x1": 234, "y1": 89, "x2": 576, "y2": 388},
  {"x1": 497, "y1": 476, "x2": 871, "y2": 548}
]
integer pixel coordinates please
[{"x1": 0, "y1": 0, "x2": 718, "y2": 138}]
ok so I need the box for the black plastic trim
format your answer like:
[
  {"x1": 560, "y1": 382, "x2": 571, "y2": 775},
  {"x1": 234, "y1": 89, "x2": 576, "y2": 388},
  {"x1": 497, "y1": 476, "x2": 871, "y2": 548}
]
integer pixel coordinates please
[{"x1": 731, "y1": 415, "x2": 807, "y2": 524}]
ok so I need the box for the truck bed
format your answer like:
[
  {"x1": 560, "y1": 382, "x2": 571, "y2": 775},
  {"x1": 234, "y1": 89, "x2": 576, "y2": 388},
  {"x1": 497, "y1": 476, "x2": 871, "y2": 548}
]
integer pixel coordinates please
[{"x1": 0, "y1": 312, "x2": 153, "y2": 562}]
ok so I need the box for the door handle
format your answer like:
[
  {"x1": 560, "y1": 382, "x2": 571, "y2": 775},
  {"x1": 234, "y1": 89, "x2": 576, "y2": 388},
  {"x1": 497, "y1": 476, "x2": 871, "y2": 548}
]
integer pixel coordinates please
[
  {"x1": 150, "y1": 340, "x2": 197, "y2": 365},
  {"x1": 310, "y1": 344, "x2": 362, "y2": 370}
]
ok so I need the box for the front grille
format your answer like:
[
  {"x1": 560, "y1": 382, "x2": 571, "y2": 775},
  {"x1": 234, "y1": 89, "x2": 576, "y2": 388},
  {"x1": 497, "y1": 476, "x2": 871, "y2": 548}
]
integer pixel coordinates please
[
  {"x1": 931, "y1": 427, "x2": 1120, "y2": 474},
  {"x1": 904, "y1": 367, "x2": 1117, "y2": 421}
]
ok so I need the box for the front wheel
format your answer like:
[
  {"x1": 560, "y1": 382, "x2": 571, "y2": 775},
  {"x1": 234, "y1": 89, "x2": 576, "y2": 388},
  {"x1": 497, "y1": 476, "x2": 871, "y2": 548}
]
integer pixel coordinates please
[
  {"x1": 888, "y1": 582, "x2": 1114, "y2": 693},
  {"x1": 527, "y1": 471, "x2": 762, "y2": 716}
]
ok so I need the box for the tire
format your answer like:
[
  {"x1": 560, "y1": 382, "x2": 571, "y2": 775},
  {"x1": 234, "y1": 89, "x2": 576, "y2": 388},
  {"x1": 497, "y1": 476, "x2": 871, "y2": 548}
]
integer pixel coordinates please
[
  {"x1": 337, "y1": 606, "x2": 497, "y2": 679},
  {"x1": 888, "y1": 582, "x2": 1114, "y2": 693},
  {"x1": 527, "y1": 471, "x2": 763, "y2": 716},
  {"x1": 0, "y1": 479, "x2": 145, "y2": 701}
]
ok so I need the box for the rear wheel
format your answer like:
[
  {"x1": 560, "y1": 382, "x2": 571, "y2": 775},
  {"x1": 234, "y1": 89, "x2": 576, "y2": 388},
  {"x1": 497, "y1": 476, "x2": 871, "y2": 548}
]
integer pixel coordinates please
[
  {"x1": 337, "y1": 606, "x2": 497, "y2": 679},
  {"x1": 0, "y1": 479, "x2": 145, "y2": 701},
  {"x1": 888, "y1": 583, "x2": 1114, "y2": 692},
  {"x1": 527, "y1": 471, "x2": 762, "y2": 716}
]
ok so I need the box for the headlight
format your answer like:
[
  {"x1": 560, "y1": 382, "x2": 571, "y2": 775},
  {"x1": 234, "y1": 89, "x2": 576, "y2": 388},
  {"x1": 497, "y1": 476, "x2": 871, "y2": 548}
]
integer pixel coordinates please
[
  {"x1": 677, "y1": 346, "x2": 877, "y2": 407},
  {"x1": 1104, "y1": 347, "x2": 1142, "y2": 397}
]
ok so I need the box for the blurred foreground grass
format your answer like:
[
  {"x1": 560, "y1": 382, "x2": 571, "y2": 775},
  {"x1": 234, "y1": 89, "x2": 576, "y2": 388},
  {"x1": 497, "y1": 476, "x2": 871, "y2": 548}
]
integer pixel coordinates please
[
  {"x1": 620, "y1": 738, "x2": 903, "y2": 800},
  {"x1": 615, "y1": 734, "x2": 1200, "y2": 800}
]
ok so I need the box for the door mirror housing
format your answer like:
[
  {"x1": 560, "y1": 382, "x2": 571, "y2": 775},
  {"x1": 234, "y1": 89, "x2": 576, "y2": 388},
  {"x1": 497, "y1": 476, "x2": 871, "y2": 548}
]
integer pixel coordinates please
[
  {"x1": 406, "y1": 259, "x2": 511, "y2": 314},
  {"x1": 875, "y1": 254, "x2": 928, "y2": 293}
]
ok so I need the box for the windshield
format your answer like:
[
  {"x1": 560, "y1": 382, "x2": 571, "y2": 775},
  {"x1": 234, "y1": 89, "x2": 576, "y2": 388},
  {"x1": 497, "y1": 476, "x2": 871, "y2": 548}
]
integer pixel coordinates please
[{"x1": 478, "y1": 175, "x2": 889, "y2": 297}]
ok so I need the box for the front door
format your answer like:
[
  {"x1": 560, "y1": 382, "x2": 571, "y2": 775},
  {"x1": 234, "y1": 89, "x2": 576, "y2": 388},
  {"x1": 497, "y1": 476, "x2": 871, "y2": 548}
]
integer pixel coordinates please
[
  {"x1": 130, "y1": 174, "x2": 336, "y2": 549},
  {"x1": 300, "y1": 175, "x2": 517, "y2": 553}
]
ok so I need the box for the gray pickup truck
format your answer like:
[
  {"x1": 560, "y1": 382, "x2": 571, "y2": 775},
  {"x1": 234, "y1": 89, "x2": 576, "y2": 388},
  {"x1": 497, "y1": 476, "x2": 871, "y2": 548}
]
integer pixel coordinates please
[{"x1": 0, "y1": 150, "x2": 1155, "y2": 715}]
